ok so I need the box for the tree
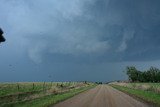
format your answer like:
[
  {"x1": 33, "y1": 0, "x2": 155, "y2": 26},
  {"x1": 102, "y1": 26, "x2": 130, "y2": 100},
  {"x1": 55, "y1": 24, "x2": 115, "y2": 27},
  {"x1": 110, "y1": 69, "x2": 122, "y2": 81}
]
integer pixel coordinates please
[
  {"x1": 126, "y1": 66, "x2": 139, "y2": 82},
  {"x1": 148, "y1": 67, "x2": 160, "y2": 82},
  {"x1": 125, "y1": 66, "x2": 160, "y2": 83}
]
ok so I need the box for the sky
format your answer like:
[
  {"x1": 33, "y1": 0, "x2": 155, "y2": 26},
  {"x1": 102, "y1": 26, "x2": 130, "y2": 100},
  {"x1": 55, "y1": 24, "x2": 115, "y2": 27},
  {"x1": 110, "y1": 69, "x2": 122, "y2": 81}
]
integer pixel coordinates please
[{"x1": 0, "y1": 0, "x2": 160, "y2": 82}]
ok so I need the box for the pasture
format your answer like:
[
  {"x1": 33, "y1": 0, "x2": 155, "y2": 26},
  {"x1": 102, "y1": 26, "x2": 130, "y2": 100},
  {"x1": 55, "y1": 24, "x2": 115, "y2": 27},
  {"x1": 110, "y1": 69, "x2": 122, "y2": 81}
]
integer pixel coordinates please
[
  {"x1": 110, "y1": 82, "x2": 160, "y2": 106},
  {"x1": 0, "y1": 82, "x2": 95, "y2": 107}
]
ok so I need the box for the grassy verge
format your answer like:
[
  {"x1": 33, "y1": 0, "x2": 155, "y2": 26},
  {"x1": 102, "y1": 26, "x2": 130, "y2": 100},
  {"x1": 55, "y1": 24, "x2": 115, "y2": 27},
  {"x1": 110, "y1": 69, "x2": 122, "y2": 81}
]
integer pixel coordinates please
[
  {"x1": 3, "y1": 85, "x2": 96, "y2": 107},
  {"x1": 111, "y1": 85, "x2": 160, "y2": 106},
  {"x1": 0, "y1": 82, "x2": 54, "y2": 97}
]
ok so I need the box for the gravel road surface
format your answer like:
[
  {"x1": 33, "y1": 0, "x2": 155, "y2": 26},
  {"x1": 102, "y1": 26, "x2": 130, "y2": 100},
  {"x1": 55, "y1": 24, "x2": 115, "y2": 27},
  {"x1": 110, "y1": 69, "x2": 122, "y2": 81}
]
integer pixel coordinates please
[{"x1": 54, "y1": 85, "x2": 149, "y2": 107}]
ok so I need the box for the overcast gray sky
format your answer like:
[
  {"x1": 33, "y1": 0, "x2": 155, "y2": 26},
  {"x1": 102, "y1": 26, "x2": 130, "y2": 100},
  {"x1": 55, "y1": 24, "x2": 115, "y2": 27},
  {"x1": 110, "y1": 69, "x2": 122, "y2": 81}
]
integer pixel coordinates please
[{"x1": 0, "y1": 0, "x2": 160, "y2": 82}]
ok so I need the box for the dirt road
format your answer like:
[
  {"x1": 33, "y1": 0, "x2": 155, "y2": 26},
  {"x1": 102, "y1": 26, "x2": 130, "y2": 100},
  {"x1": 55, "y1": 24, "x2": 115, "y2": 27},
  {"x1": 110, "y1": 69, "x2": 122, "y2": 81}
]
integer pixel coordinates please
[{"x1": 54, "y1": 85, "x2": 150, "y2": 107}]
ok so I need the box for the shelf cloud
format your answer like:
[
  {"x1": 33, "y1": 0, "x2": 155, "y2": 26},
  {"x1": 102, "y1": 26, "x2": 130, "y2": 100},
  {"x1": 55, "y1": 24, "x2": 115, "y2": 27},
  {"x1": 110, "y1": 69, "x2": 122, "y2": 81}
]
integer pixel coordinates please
[{"x1": 0, "y1": 0, "x2": 160, "y2": 81}]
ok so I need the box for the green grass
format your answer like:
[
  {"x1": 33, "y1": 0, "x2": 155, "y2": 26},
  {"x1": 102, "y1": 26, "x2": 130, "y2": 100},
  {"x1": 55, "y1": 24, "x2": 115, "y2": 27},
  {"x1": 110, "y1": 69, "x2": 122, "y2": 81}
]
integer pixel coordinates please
[
  {"x1": 111, "y1": 84, "x2": 160, "y2": 106},
  {"x1": 128, "y1": 83, "x2": 160, "y2": 88},
  {"x1": 123, "y1": 83, "x2": 160, "y2": 94},
  {"x1": 0, "y1": 82, "x2": 55, "y2": 97},
  {"x1": 3, "y1": 84, "x2": 96, "y2": 107},
  {"x1": 0, "y1": 82, "x2": 95, "y2": 107},
  {"x1": 0, "y1": 82, "x2": 85, "y2": 97}
]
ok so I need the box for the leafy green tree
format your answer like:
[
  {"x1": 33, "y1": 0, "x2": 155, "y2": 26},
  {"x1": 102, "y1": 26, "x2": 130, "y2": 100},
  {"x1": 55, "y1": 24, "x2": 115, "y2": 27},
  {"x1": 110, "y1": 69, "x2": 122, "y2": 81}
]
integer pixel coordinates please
[
  {"x1": 126, "y1": 66, "x2": 139, "y2": 82},
  {"x1": 125, "y1": 66, "x2": 160, "y2": 83}
]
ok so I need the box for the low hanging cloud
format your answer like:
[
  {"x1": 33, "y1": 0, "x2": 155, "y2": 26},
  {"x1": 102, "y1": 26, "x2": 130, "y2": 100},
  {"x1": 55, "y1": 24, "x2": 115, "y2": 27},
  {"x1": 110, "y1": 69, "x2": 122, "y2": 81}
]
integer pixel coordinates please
[{"x1": 1, "y1": 0, "x2": 160, "y2": 63}]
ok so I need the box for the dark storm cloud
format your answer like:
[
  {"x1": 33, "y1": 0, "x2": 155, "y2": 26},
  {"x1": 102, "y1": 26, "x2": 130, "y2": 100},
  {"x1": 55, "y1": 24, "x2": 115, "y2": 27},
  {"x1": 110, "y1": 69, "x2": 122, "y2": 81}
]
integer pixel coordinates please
[
  {"x1": 1, "y1": 0, "x2": 160, "y2": 63},
  {"x1": 1, "y1": 0, "x2": 160, "y2": 82}
]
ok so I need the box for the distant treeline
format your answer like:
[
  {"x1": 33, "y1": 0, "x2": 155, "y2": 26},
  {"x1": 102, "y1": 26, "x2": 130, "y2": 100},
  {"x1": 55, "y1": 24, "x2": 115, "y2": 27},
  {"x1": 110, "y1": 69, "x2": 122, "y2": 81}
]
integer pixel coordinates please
[{"x1": 125, "y1": 66, "x2": 160, "y2": 82}]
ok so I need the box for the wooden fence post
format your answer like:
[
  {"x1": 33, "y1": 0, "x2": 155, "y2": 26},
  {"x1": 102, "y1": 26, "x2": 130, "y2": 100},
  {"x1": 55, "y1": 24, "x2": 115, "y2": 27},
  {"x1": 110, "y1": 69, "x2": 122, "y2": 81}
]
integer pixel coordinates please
[
  {"x1": 17, "y1": 83, "x2": 20, "y2": 91},
  {"x1": 51, "y1": 82, "x2": 52, "y2": 89},
  {"x1": 43, "y1": 82, "x2": 45, "y2": 91},
  {"x1": 33, "y1": 83, "x2": 35, "y2": 90}
]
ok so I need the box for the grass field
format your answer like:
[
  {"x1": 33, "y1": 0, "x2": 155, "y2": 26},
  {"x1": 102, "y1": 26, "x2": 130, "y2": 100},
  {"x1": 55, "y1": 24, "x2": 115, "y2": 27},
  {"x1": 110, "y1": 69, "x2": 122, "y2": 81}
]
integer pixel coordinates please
[
  {"x1": 110, "y1": 82, "x2": 160, "y2": 106},
  {"x1": 0, "y1": 82, "x2": 54, "y2": 97},
  {"x1": 0, "y1": 82, "x2": 95, "y2": 107},
  {"x1": 111, "y1": 82, "x2": 160, "y2": 93}
]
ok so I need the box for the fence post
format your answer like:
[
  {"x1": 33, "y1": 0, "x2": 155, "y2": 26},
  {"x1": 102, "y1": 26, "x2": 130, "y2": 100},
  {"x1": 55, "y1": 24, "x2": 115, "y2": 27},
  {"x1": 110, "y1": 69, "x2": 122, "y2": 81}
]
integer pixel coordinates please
[
  {"x1": 17, "y1": 83, "x2": 20, "y2": 91},
  {"x1": 43, "y1": 82, "x2": 45, "y2": 91},
  {"x1": 51, "y1": 82, "x2": 52, "y2": 89},
  {"x1": 33, "y1": 83, "x2": 35, "y2": 90}
]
